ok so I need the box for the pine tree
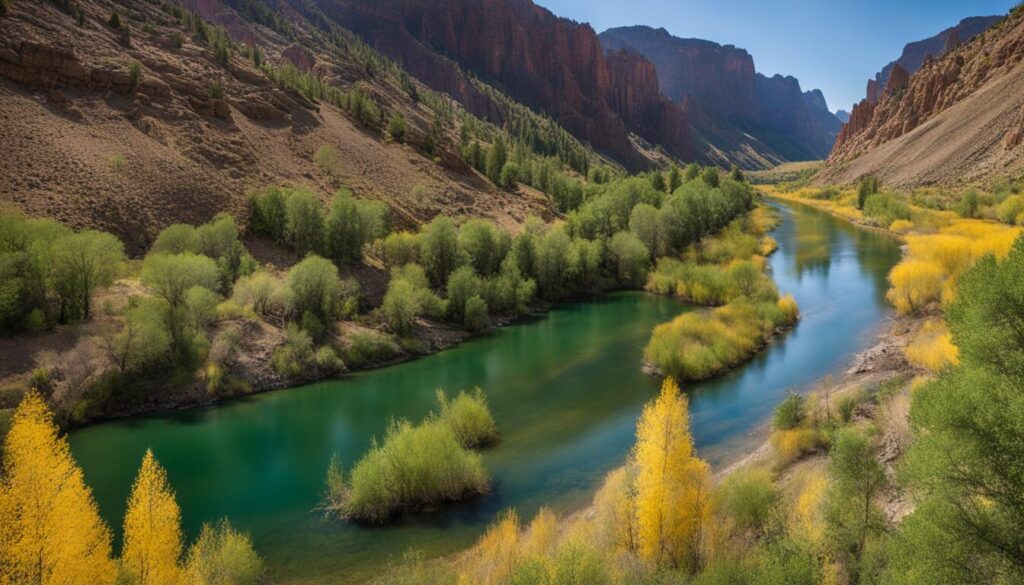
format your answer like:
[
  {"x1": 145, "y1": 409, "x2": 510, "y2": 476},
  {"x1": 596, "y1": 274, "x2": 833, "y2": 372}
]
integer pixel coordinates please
[
  {"x1": 122, "y1": 450, "x2": 184, "y2": 585},
  {"x1": 0, "y1": 392, "x2": 117, "y2": 585},
  {"x1": 633, "y1": 377, "x2": 710, "y2": 569},
  {"x1": 485, "y1": 137, "x2": 507, "y2": 185}
]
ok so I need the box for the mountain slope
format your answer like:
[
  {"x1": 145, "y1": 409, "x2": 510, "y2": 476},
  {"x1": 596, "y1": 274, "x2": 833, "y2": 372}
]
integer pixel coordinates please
[
  {"x1": 599, "y1": 25, "x2": 841, "y2": 162},
  {"x1": 0, "y1": 0, "x2": 603, "y2": 245},
  {"x1": 819, "y1": 7, "x2": 1024, "y2": 187}
]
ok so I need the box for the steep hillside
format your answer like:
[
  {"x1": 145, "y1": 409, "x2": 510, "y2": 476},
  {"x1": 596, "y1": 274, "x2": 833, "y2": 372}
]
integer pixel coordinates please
[
  {"x1": 820, "y1": 7, "x2": 1024, "y2": 187},
  {"x1": 599, "y1": 25, "x2": 841, "y2": 162},
  {"x1": 0, "y1": 0, "x2": 605, "y2": 247}
]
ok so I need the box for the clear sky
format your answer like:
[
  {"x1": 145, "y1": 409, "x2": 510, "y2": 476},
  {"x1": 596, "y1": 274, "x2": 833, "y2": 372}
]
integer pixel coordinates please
[{"x1": 536, "y1": 0, "x2": 1017, "y2": 113}]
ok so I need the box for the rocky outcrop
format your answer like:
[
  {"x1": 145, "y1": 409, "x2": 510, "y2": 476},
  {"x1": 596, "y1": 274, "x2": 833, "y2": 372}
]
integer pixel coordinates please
[
  {"x1": 835, "y1": 110, "x2": 850, "y2": 124},
  {"x1": 281, "y1": 43, "x2": 315, "y2": 71},
  {"x1": 821, "y1": 6, "x2": 1024, "y2": 187},
  {"x1": 600, "y1": 25, "x2": 841, "y2": 161},
  {"x1": 866, "y1": 79, "x2": 882, "y2": 105}
]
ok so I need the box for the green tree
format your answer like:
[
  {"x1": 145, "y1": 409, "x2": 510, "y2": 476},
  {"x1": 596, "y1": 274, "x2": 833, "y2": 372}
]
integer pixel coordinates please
[
  {"x1": 825, "y1": 429, "x2": 887, "y2": 580},
  {"x1": 107, "y1": 299, "x2": 172, "y2": 373},
  {"x1": 286, "y1": 255, "x2": 342, "y2": 323},
  {"x1": 607, "y1": 232, "x2": 649, "y2": 288},
  {"x1": 485, "y1": 137, "x2": 508, "y2": 185},
  {"x1": 629, "y1": 203, "x2": 666, "y2": 259},
  {"x1": 668, "y1": 165, "x2": 683, "y2": 192},
  {"x1": 419, "y1": 216, "x2": 464, "y2": 288},
  {"x1": 458, "y1": 219, "x2": 509, "y2": 277},
  {"x1": 185, "y1": 519, "x2": 264, "y2": 585},
  {"x1": 702, "y1": 166, "x2": 720, "y2": 188},
  {"x1": 141, "y1": 253, "x2": 220, "y2": 308},
  {"x1": 684, "y1": 163, "x2": 701, "y2": 181},
  {"x1": 49, "y1": 230, "x2": 125, "y2": 322},
  {"x1": 284, "y1": 189, "x2": 324, "y2": 255},
  {"x1": 446, "y1": 266, "x2": 482, "y2": 323},
  {"x1": 857, "y1": 176, "x2": 880, "y2": 210}
]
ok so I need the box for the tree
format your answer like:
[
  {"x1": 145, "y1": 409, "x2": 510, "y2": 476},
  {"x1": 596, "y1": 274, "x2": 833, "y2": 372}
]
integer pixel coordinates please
[
  {"x1": 419, "y1": 215, "x2": 463, "y2": 288},
  {"x1": 534, "y1": 227, "x2": 572, "y2": 299},
  {"x1": 608, "y1": 231, "x2": 649, "y2": 288},
  {"x1": 458, "y1": 218, "x2": 509, "y2": 277},
  {"x1": 49, "y1": 230, "x2": 124, "y2": 321},
  {"x1": 729, "y1": 166, "x2": 745, "y2": 183},
  {"x1": 463, "y1": 295, "x2": 488, "y2": 332},
  {"x1": 284, "y1": 189, "x2": 324, "y2": 255},
  {"x1": 0, "y1": 392, "x2": 117, "y2": 585},
  {"x1": 684, "y1": 163, "x2": 701, "y2": 181},
  {"x1": 107, "y1": 299, "x2": 172, "y2": 373},
  {"x1": 142, "y1": 253, "x2": 220, "y2": 308},
  {"x1": 447, "y1": 266, "x2": 482, "y2": 323},
  {"x1": 377, "y1": 231, "x2": 419, "y2": 268},
  {"x1": 485, "y1": 137, "x2": 508, "y2": 185},
  {"x1": 857, "y1": 176, "x2": 880, "y2": 210},
  {"x1": 887, "y1": 236, "x2": 1024, "y2": 583},
  {"x1": 702, "y1": 166, "x2": 720, "y2": 188},
  {"x1": 387, "y1": 113, "x2": 406, "y2": 143},
  {"x1": 633, "y1": 377, "x2": 710, "y2": 569},
  {"x1": 824, "y1": 429, "x2": 887, "y2": 580},
  {"x1": 650, "y1": 171, "x2": 666, "y2": 193},
  {"x1": 185, "y1": 519, "x2": 264, "y2": 585},
  {"x1": 324, "y1": 190, "x2": 389, "y2": 265},
  {"x1": 122, "y1": 450, "x2": 184, "y2": 585},
  {"x1": 668, "y1": 165, "x2": 683, "y2": 192},
  {"x1": 152, "y1": 224, "x2": 197, "y2": 255},
  {"x1": 248, "y1": 188, "x2": 287, "y2": 242},
  {"x1": 629, "y1": 203, "x2": 666, "y2": 259},
  {"x1": 286, "y1": 255, "x2": 342, "y2": 323},
  {"x1": 885, "y1": 259, "x2": 943, "y2": 314}
]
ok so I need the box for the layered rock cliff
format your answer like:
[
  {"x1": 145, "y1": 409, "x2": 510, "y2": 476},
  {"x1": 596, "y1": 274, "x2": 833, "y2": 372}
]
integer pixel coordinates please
[
  {"x1": 820, "y1": 6, "x2": 1024, "y2": 187},
  {"x1": 599, "y1": 25, "x2": 841, "y2": 161}
]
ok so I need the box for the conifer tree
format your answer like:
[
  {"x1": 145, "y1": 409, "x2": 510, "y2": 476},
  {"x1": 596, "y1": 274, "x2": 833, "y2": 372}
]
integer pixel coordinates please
[
  {"x1": 122, "y1": 450, "x2": 184, "y2": 585},
  {"x1": 633, "y1": 377, "x2": 710, "y2": 569},
  {"x1": 0, "y1": 392, "x2": 117, "y2": 585}
]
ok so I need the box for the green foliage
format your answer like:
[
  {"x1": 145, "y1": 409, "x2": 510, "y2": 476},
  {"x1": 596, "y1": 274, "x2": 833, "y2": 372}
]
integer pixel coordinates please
[
  {"x1": 717, "y1": 469, "x2": 777, "y2": 535},
  {"x1": 607, "y1": 232, "x2": 649, "y2": 288},
  {"x1": 996, "y1": 194, "x2": 1024, "y2": 225},
  {"x1": 387, "y1": 113, "x2": 406, "y2": 143},
  {"x1": 285, "y1": 255, "x2": 343, "y2": 324},
  {"x1": 185, "y1": 519, "x2": 265, "y2": 585},
  {"x1": 857, "y1": 176, "x2": 880, "y2": 210},
  {"x1": 247, "y1": 187, "x2": 287, "y2": 242},
  {"x1": 435, "y1": 388, "x2": 497, "y2": 448},
  {"x1": 485, "y1": 137, "x2": 508, "y2": 185},
  {"x1": 446, "y1": 266, "x2": 482, "y2": 324},
  {"x1": 142, "y1": 253, "x2": 219, "y2": 307},
  {"x1": 108, "y1": 9, "x2": 121, "y2": 28},
  {"x1": 314, "y1": 145, "x2": 340, "y2": 176},
  {"x1": 270, "y1": 324, "x2": 314, "y2": 378},
  {"x1": 772, "y1": 392, "x2": 806, "y2": 430},
  {"x1": 283, "y1": 189, "x2": 324, "y2": 255},
  {"x1": 955, "y1": 190, "x2": 979, "y2": 219},
  {"x1": 382, "y1": 264, "x2": 446, "y2": 335},
  {"x1": 376, "y1": 231, "x2": 419, "y2": 268},
  {"x1": 628, "y1": 203, "x2": 666, "y2": 259},
  {"x1": 49, "y1": 230, "x2": 124, "y2": 322},
  {"x1": 343, "y1": 329, "x2": 401, "y2": 367},
  {"x1": 128, "y1": 61, "x2": 141, "y2": 91},
  {"x1": 462, "y1": 295, "x2": 488, "y2": 332},
  {"x1": 329, "y1": 417, "x2": 490, "y2": 523},
  {"x1": 324, "y1": 190, "x2": 389, "y2": 265},
  {"x1": 108, "y1": 298, "x2": 172, "y2": 373},
  {"x1": 862, "y1": 192, "x2": 911, "y2": 226},
  {"x1": 419, "y1": 216, "x2": 464, "y2": 288},
  {"x1": 702, "y1": 166, "x2": 721, "y2": 188},
  {"x1": 824, "y1": 429, "x2": 887, "y2": 581},
  {"x1": 458, "y1": 219, "x2": 509, "y2": 277},
  {"x1": 888, "y1": 235, "x2": 1024, "y2": 583}
]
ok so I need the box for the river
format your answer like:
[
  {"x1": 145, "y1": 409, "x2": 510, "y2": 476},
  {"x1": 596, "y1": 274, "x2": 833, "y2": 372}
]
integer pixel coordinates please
[{"x1": 67, "y1": 199, "x2": 901, "y2": 582}]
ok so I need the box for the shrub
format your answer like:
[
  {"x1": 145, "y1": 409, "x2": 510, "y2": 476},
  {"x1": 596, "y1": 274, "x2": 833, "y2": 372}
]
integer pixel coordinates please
[
  {"x1": 376, "y1": 231, "x2": 419, "y2": 268},
  {"x1": 885, "y1": 259, "x2": 943, "y2": 314},
  {"x1": 108, "y1": 9, "x2": 121, "y2": 28},
  {"x1": 862, "y1": 192, "x2": 911, "y2": 226},
  {"x1": 286, "y1": 255, "x2": 342, "y2": 322},
  {"x1": 314, "y1": 145, "x2": 340, "y2": 176},
  {"x1": 141, "y1": 253, "x2": 220, "y2": 307},
  {"x1": 716, "y1": 469, "x2": 777, "y2": 534},
  {"x1": 773, "y1": 391, "x2": 807, "y2": 430},
  {"x1": 462, "y1": 295, "x2": 488, "y2": 332},
  {"x1": 247, "y1": 188, "x2": 287, "y2": 242},
  {"x1": 110, "y1": 153, "x2": 126, "y2": 172},
  {"x1": 343, "y1": 329, "x2": 400, "y2": 367},
  {"x1": 836, "y1": 394, "x2": 859, "y2": 424},
  {"x1": 283, "y1": 189, "x2": 324, "y2": 255},
  {"x1": 904, "y1": 320, "x2": 959, "y2": 372},
  {"x1": 857, "y1": 176, "x2": 880, "y2": 209},
  {"x1": 314, "y1": 346, "x2": 345, "y2": 374},
  {"x1": 435, "y1": 388, "x2": 498, "y2": 448},
  {"x1": 270, "y1": 324, "x2": 314, "y2": 378},
  {"x1": 771, "y1": 428, "x2": 821, "y2": 467},
  {"x1": 128, "y1": 61, "x2": 141, "y2": 91},
  {"x1": 607, "y1": 231, "x2": 649, "y2": 288},
  {"x1": 381, "y1": 265, "x2": 446, "y2": 334},
  {"x1": 330, "y1": 417, "x2": 490, "y2": 522},
  {"x1": 446, "y1": 266, "x2": 482, "y2": 323},
  {"x1": 185, "y1": 519, "x2": 265, "y2": 585},
  {"x1": 387, "y1": 113, "x2": 406, "y2": 143},
  {"x1": 324, "y1": 190, "x2": 389, "y2": 265},
  {"x1": 419, "y1": 216, "x2": 464, "y2": 288},
  {"x1": 996, "y1": 195, "x2": 1024, "y2": 225},
  {"x1": 152, "y1": 224, "x2": 197, "y2": 255},
  {"x1": 209, "y1": 80, "x2": 224, "y2": 100}
]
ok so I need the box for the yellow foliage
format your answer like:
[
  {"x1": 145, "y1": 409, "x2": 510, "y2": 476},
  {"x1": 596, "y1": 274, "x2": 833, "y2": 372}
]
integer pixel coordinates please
[
  {"x1": 633, "y1": 378, "x2": 710, "y2": 568},
  {"x1": 889, "y1": 219, "x2": 914, "y2": 234},
  {"x1": 758, "y1": 236, "x2": 778, "y2": 256},
  {"x1": 522, "y1": 507, "x2": 559, "y2": 558},
  {"x1": 591, "y1": 466, "x2": 636, "y2": 553},
  {"x1": 770, "y1": 428, "x2": 820, "y2": 468},
  {"x1": 777, "y1": 294, "x2": 799, "y2": 322},
  {"x1": 791, "y1": 474, "x2": 828, "y2": 544},
  {"x1": 122, "y1": 450, "x2": 184, "y2": 585},
  {"x1": 458, "y1": 510, "x2": 520, "y2": 585},
  {"x1": 886, "y1": 259, "x2": 944, "y2": 314},
  {"x1": 0, "y1": 392, "x2": 117, "y2": 585},
  {"x1": 904, "y1": 320, "x2": 959, "y2": 373}
]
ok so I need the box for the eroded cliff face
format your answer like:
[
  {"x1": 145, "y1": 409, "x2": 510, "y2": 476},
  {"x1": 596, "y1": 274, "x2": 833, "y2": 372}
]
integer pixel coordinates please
[
  {"x1": 599, "y1": 25, "x2": 840, "y2": 161},
  {"x1": 821, "y1": 7, "x2": 1024, "y2": 187},
  {"x1": 317, "y1": 0, "x2": 688, "y2": 169}
]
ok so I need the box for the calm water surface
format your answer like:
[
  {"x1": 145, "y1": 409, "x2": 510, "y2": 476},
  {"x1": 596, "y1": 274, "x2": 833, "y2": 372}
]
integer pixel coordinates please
[{"x1": 68, "y1": 200, "x2": 901, "y2": 582}]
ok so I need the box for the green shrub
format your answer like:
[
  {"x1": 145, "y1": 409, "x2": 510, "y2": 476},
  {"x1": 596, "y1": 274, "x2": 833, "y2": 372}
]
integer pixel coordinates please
[
  {"x1": 862, "y1": 192, "x2": 911, "y2": 226},
  {"x1": 330, "y1": 417, "x2": 490, "y2": 523},
  {"x1": 435, "y1": 388, "x2": 498, "y2": 448},
  {"x1": 343, "y1": 329, "x2": 400, "y2": 367},
  {"x1": 185, "y1": 519, "x2": 265, "y2": 585},
  {"x1": 462, "y1": 295, "x2": 488, "y2": 332},
  {"x1": 286, "y1": 255, "x2": 342, "y2": 322},
  {"x1": 996, "y1": 195, "x2": 1024, "y2": 225},
  {"x1": 128, "y1": 61, "x2": 141, "y2": 90},
  {"x1": 108, "y1": 9, "x2": 121, "y2": 28},
  {"x1": 773, "y1": 391, "x2": 807, "y2": 430},
  {"x1": 387, "y1": 113, "x2": 406, "y2": 143},
  {"x1": 270, "y1": 324, "x2": 314, "y2": 378},
  {"x1": 314, "y1": 145, "x2": 340, "y2": 176},
  {"x1": 837, "y1": 393, "x2": 860, "y2": 423},
  {"x1": 858, "y1": 176, "x2": 880, "y2": 209}
]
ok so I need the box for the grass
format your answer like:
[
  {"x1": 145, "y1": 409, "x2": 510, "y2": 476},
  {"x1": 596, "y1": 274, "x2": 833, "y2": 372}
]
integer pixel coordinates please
[{"x1": 435, "y1": 388, "x2": 498, "y2": 448}]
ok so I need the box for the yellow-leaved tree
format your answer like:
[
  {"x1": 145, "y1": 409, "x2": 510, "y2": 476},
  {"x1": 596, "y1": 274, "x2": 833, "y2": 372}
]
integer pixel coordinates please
[
  {"x1": 633, "y1": 377, "x2": 710, "y2": 569},
  {"x1": 121, "y1": 450, "x2": 184, "y2": 585},
  {"x1": 0, "y1": 391, "x2": 117, "y2": 585}
]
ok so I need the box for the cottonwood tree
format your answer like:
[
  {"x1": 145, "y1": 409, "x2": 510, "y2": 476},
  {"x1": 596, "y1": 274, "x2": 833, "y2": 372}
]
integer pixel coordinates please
[
  {"x1": 633, "y1": 377, "x2": 710, "y2": 569},
  {"x1": 49, "y1": 230, "x2": 124, "y2": 322},
  {"x1": 122, "y1": 450, "x2": 184, "y2": 585},
  {"x1": 141, "y1": 253, "x2": 219, "y2": 308},
  {"x1": 0, "y1": 392, "x2": 117, "y2": 584}
]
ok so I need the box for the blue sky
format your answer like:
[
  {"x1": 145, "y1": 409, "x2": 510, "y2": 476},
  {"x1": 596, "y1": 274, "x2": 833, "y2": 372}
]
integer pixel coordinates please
[{"x1": 537, "y1": 0, "x2": 1017, "y2": 112}]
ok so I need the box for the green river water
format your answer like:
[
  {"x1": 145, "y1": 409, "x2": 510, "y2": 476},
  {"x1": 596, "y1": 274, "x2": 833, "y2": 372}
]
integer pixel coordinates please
[{"x1": 68, "y1": 200, "x2": 902, "y2": 582}]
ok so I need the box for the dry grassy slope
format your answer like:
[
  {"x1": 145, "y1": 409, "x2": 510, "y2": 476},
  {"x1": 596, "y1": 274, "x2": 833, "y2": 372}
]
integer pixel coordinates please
[
  {"x1": 820, "y1": 8, "x2": 1024, "y2": 188},
  {"x1": 0, "y1": 0, "x2": 553, "y2": 251}
]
